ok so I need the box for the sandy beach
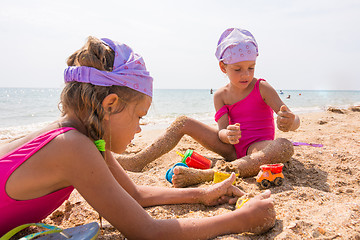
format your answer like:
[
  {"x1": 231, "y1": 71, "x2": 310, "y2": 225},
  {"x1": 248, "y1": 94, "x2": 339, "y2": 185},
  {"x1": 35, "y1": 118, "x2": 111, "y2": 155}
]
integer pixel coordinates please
[{"x1": 10, "y1": 107, "x2": 360, "y2": 239}]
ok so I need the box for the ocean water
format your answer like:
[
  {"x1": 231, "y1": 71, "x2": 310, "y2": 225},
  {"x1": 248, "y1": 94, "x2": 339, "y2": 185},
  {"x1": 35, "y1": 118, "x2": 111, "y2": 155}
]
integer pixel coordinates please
[{"x1": 0, "y1": 88, "x2": 359, "y2": 141}]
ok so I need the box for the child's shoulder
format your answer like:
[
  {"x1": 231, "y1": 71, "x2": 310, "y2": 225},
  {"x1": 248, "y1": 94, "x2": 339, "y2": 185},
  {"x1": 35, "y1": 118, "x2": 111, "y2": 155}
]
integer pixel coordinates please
[
  {"x1": 40, "y1": 128, "x2": 98, "y2": 163},
  {"x1": 214, "y1": 84, "x2": 230, "y2": 98},
  {"x1": 258, "y1": 79, "x2": 275, "y2": 91},
  {"x1": 213, "y1": 85, "x2": 231, "y2": 109},
  {"x1": 53, "y1": 129, "x2": 97, "y2": 156},
  {"x1": 48, "y1": 129, "x2": 107, "y2": 173}
]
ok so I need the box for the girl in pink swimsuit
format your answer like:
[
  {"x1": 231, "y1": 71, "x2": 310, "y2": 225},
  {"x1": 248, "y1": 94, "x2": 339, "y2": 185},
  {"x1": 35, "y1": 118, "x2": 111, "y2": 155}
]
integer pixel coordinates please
[
  {"x1": 116, "y1": 28, "x2": 301, "y2": 188},
  {"x1": 0, "y1": 36, "x2": 276, "y2": 238}
]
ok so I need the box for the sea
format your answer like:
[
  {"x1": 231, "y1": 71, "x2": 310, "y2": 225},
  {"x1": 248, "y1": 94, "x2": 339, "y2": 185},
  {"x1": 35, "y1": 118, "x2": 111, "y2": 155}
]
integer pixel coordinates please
[{"x1": 0, "y1": 88, "x2": 359, "y2": 142}]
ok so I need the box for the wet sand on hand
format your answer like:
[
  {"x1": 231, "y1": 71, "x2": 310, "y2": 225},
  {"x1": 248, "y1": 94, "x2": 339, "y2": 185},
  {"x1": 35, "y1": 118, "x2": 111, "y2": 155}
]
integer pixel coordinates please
[{"x1": 12, "y1": 107, "x2": 360, "y2": 239}]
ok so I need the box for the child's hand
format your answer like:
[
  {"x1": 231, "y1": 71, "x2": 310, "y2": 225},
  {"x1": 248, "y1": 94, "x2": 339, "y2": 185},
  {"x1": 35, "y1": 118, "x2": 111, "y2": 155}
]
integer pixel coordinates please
[
  {"x1": 232, "y1": 190, "x2": 276, "y2": 234},
  {"x1": 276, "y1": 105, "x2": 295, "y2": 132},
  {"x1": 226, "y1": 123, "x2": 241, "y2": 144},
  {"x1": 200, "y1": 173, "x2": 245, "y2": 206}
]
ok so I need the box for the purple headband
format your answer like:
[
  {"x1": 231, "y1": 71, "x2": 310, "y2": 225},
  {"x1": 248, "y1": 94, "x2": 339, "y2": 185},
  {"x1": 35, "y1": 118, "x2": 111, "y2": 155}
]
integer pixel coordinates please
[
  {"x1": 215, "y1": 28, "x2": 258, "y2": 64},
  {"x1": 64, "y1": 38, "x2": 153, "y2": 97}
]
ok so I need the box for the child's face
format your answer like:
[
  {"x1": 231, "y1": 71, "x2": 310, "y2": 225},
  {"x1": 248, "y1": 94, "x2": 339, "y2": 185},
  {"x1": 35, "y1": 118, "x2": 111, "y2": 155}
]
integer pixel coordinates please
[
  {"x1": 106, "y1": 96, "x2": 152, "y2": 154},
  {"x1": 220, "y1": 61, "x2": 256, "y2": 89}
]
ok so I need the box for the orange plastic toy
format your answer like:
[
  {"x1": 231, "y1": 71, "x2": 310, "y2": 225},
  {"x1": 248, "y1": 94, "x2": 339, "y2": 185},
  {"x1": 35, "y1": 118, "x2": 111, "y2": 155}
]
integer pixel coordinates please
[{"x1": 256, "y1": 163, "x2": 284, "y2": 188}]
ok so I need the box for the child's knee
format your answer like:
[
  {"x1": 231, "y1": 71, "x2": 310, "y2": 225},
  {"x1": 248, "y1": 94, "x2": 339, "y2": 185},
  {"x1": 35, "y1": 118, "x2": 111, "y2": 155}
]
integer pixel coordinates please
[
  {"x1": 275, "y1": 138, "x2": 294, "y2": 160},
  {"x1": 276, "y1": 137, "x2": 293, "y2": 148},
  {"x1": 169, "y1": 115, "x2": 196, "y2": 131},
  {"x1": 168, "y1": 115, "x2": 188, "y2": 130}
]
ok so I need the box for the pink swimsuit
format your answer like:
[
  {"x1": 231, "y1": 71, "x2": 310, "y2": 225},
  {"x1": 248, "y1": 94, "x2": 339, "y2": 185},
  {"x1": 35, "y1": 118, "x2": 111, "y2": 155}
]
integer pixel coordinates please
[
  {"x1": 215, "y1": 79, "x2": 275, "y2": 158},
  {"x1": 0, "y1": 127, "x2": 75, "y2": 236}
]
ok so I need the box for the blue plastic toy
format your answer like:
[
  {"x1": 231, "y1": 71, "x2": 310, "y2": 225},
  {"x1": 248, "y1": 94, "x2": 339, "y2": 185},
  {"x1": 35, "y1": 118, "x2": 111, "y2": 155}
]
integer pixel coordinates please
[{"x1": 165, "y1": 162, "x2": 188, "y2": 183}]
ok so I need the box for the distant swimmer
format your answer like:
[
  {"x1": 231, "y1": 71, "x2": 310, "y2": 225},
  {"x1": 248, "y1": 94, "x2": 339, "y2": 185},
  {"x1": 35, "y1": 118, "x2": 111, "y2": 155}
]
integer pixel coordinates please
[
  {"x1": 279, "y1": 90, "x2": 283, "y2": 94},
  {"x1": 210, "y1": 88, "x2": 213, "y2": 94},
  {"x1": 287, "y1": 95, "x2": 291, "y2": 99}
]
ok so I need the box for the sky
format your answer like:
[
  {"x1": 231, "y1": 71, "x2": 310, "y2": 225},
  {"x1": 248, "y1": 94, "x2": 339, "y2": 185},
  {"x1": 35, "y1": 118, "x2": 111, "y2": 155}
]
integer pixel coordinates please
[{"x1": 0, "y1": 0, "x2": 359, "y2": 90}]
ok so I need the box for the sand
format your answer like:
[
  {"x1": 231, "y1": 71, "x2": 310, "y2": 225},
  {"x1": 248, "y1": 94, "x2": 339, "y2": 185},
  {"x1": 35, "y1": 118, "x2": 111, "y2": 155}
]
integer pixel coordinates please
[{"x1": 12, "y1": 107, "x2": 360, "y2": 239}]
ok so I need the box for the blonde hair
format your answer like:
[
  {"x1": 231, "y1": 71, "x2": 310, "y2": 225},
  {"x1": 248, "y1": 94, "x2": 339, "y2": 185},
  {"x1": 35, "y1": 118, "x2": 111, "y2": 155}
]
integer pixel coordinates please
[{"x1": 60, "y1": 36, "x2": 145, "y2": 142}]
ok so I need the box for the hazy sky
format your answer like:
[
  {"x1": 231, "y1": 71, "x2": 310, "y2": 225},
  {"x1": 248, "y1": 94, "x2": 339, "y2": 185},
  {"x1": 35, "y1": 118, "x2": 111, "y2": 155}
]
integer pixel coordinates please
[{"x1": 1, "y1": 0, "x2": 359, "y2": 90}]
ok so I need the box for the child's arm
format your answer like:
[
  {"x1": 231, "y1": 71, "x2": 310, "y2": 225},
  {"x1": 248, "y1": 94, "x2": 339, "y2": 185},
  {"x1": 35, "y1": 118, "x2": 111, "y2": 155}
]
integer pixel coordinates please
[
  {"x1": 61, "y1": 135, "x2": 275, "y2": 239},
  {"x1": 104, "y1": 151, "x2": 243, "y2": 207},
  {"x1": 259, "y1": 81, "x2": 300, "y2": 132},
  {"x1": 214, "y1": 89, "x2": 242, "y2": 144}
]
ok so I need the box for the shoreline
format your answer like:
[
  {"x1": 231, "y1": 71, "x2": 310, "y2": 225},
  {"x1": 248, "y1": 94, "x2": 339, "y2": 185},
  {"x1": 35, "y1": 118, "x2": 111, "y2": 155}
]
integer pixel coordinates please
[
  {"x1": 1, "y1": 101, "x2": 360, "y2": 135},
  {"x1": 6, "y1": 106, "x2": 360, "y2": 239}
]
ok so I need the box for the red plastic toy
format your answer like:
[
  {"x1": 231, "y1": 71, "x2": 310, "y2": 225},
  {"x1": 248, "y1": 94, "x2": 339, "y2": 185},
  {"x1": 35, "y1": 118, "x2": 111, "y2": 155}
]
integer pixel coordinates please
[{"x1": 177, "y1": 150, "x2": 211, "y2": 169}]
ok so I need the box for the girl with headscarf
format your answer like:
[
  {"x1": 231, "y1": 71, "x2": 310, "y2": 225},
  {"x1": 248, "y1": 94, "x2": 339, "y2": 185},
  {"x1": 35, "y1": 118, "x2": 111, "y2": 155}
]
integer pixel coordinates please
[{"x1": 117, "y1": 28, "x2": 300, "y2": 189}]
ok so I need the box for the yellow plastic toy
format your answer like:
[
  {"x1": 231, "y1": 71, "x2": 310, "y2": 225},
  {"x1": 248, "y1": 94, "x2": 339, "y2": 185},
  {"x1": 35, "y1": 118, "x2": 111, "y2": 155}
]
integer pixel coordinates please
[
  {"x1": 213, "y1": 171, "x2": 239, "y2": 185},
  {"x1": 235, "y1": 197, "x2": 249, "y2": 209},
  {"x1": 256, "y1": 163, "x2": 284, "y2": 188}
]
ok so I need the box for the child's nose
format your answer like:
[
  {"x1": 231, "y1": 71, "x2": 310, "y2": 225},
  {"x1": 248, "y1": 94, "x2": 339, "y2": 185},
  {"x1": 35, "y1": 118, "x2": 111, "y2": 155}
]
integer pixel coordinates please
[{"x1": 242, "y1": 70, "x2": 250, "y2": 76}]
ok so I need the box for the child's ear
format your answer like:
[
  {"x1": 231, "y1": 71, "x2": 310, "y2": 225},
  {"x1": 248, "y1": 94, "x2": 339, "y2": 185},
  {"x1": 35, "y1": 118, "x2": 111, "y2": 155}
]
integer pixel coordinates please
[
  {"x1": 102, "y1": 93, "x2": 119, "y2": 114},
  {"x1": 219, "y1": 61, "x2": 227, "y2": 74}
]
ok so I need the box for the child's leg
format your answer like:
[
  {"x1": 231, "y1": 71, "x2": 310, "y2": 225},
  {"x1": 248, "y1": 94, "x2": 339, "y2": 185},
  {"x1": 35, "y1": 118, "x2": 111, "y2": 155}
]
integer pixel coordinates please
[
  {"x1": 117, "y1": 116, "x2": 237, "y2": 172},
  {"x1": 232, "y1": 137, "x2": 294, "y2": 177},
  {"x1": 172, "y1": 138, "x2": 294, "y2": 187}
]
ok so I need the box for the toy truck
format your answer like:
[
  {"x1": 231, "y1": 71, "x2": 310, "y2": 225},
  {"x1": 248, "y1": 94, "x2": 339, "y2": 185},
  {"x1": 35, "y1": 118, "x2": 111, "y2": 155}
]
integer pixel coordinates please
[{"x1": 256, "y1": 163, "x2": 284, "y2": 188}]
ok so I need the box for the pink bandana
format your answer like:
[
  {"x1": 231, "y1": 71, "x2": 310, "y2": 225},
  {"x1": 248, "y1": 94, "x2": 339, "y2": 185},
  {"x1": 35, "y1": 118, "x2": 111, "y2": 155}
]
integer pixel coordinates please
[
  {"x1": 64, "y1": 38, "x2": 153, "y2": 97},
  {"x1": 215, "y1": 28, "x2": 258, "y2": 64}
]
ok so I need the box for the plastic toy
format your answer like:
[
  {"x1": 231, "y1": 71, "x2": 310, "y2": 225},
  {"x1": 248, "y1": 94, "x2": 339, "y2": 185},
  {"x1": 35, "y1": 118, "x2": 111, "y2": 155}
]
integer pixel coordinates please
[
  {"x1": 176, "y1": 150, "x2": 211, "y2": 169},
  {"x1": 235, "y1": 197, "x2": 249, "y2": 209},
  {"x1": 165, "y1": 150, "x2": 212, "y2": 184},
  {"x1": 213, "y1": 171, "x2": 238, "y2": 185},
  {"x1": 256, "y1": 163, "x2": 284, "y2": 188}
]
